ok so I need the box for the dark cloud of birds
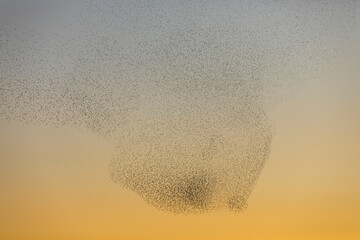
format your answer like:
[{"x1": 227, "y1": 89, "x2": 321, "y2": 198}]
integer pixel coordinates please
[{"x1": 0, "y1": 0, "x2": 356, "y2": 213}]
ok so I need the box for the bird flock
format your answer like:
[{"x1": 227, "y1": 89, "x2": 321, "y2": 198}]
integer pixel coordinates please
[{"x1": 0, "y1": 0, "x2": 356, "y2": 213}]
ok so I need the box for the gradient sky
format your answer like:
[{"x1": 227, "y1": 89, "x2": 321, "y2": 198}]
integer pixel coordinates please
[{"x1": 0, "y1": 0, "x2": 359, "y2": 239}]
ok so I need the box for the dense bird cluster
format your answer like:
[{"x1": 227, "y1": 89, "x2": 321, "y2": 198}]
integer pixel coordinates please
[{"x1": 0, "y1": 0, "x2": 356, "y2": 213}]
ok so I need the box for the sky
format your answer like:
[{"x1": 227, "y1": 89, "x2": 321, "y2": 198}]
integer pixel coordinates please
[{"x1": 0, "y1": 0, "x2": 359, "y2": 239}]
